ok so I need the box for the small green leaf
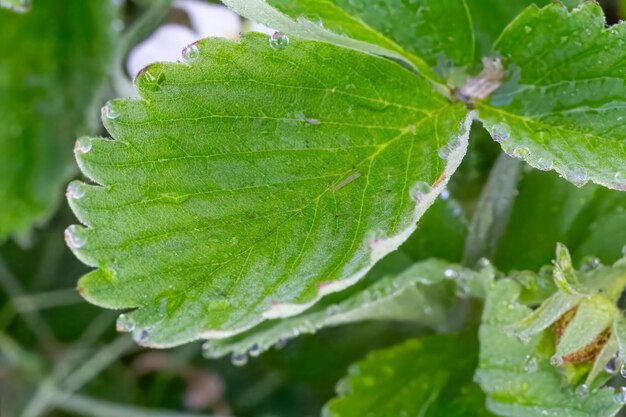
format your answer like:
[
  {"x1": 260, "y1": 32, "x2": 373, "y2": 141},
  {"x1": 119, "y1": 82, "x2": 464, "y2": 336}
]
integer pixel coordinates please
[
  {"x1": 466, "y1": 0, "x2": 551, "y2": 59},
  {"x1": 202, "y1": 257, "x2": 491, "y2": 359},
  {"x1": 323, "y1": 333, "x2": 496, "y2": 417},
  {"x1": 477, "y1": 278, "x2": 623, "y2": 417},
  {"x1": 0, "y1": 0, "x2": 118, "y2": 240},
  {"x1": 223, "y1": 0, "x2": 474, "y2": 83},
  {"x1": 477, "y1": 3, "x2": 626, "y2": 191},
  {"x1": 68, "y1": 34, "x2": 471, "y2": 347}
]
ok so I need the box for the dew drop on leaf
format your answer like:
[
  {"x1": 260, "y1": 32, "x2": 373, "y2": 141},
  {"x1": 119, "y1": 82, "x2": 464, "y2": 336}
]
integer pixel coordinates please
[
  {"x1": 326, "y1": 305, "x2": 340, "y2": 316},
  {"x1": 613, "y1": 387, "x2": 626, "y2": 404},
  {"x1": 116, "y1": 314, "x2": 136, "y2": 333},
  {"x1": 248, "y1": 343, "x2": 261, "y2": 357},
  {"x1": 231, "y1": 352, "x2": 248, "y2": 367},
  {"x1": 575, "y1": 384, "x2": 589, "y2": 398},
  {"x1": 536, "y1": 158, "x2": 553, "y2": 171},
  {"x1": 67, "y1": 182, "x2": 85, "y2": 200},
  {"x1": 491, "y1": 123, "x2": 510, "y2": 142},
  {"x1": 563, "y1": 166, "x2": 588, "y2": 187},
  {"x1": 550, "y1": 355, "x2": 563, "y2": 367},
  {"x1": 159, "y1": 298, "x2": 168, "y2": 317},
  {"x1": 443, "y1": 268, "x2": 458, "y2": 279},
  {"x1": 182, "y1": 44, "x2": 199, "y2": 64},
  {"x1": 409, "y1": 182, "x2": 431, "y2": 203},
  {"x1": 65, "y1": 225, "x2": 87, "y2": 249},
  {"x1": 523, "y1": 355, "x2": 538, "y2": 372},
  {"x1": 102, "y1": 100, "x2": 120, "y2": 120},
  {"x1": 604, "y1": 356, "x2": 619, "y2": 374},
  {"x1": 141, "y1": 68, "x2": 166, "y2": 91},
  {"x1": 513, "y1": 146, "x2": 530, "y2": 160},
  {"x1": 74, "y1": 138, "x2": 92, "y2": 154},
  {"x1": 438, "y1": 146, "x2": 450, "y2": 160},
  {"x1": 269, "y1": 32, "x2": 289, "y2": 51}
]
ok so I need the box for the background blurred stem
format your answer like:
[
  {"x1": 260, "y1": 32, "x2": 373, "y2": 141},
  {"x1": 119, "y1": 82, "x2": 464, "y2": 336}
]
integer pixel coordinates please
[
  {"x1": 22, "y1": 333, "x2": 135, "y2": 417},
  {"x1": 55, "y1": 392, "x2": 222, "y2": 417},
  {"x1": 463, "y1": 154, "x2": 522, "y2": 267}
]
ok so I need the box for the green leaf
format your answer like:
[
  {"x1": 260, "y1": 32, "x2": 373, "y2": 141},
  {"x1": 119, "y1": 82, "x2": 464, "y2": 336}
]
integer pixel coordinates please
[
  {"x1": 67, "y1": 34, "x2": 472, "y2": 347},
  {"x1": 476, "y1": 278, "x2": 623, "y2": 417},
  {"x1": 222, "y1": 0, "x2": 474, "y2": 84},
  {"x1": 494, "y1": 168, "x2": 626, "y2": 272},
  {"x1": 202, "y1": 257, "x2": 490, "y2": 359},
  {"x1": 0, "y1": 0, "x2": 118, "y2": 240},
  {"x1": 466, "y1": 0, "x2": 550, "y2": 60},
  {"x1": 323, "y1": 333, "x2": 496, "y2": 417},
  {"x1": 0, "y1": 0, "x2": 30, "y2": 13},
  {"x1": 477, "y1": 3, "x2": 626, "y2": 191}
]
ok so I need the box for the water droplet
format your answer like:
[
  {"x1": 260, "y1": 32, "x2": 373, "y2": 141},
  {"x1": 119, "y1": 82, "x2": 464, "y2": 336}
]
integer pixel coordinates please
[
  {"x1": 75, "y1": 138, "x2": 92, "y2": 154},
  {"x1": 580, "y1": 256, "x2": 602, "y2": 271},
  {"x1": 443, "y1": 268, "x2": 458, "y2": 279},
  {"x1": 201, "y1": 342, "x2": 210, "y2": 352},
  {"x1": 513, "y1": 146, "x2": 531, "y2": 160},
  {"x1": 269, "y1": 32, "x2": 289, "y2": 50},
  {"x1": 275, "y1": 336, "x2": 288, "y2": 349},
  {"x1": 136, "y1": 329, "x2": 150, "y2": 345},
  {"x1": 615, "y1": 171, "x2": 625, "y2": 186},
  {"x1": 140, "y1": 68, "x2": 166, "y2": 91},
  {"x1": 102, "y1": 100, "x2": 120, "y2": 120},
  {"x1": 65, "y1": 225, "x2": 87, "y2": 249},
  {"x1": 524, "y1": 355, "x2": 538, "y2": 372},
  {"x1": 409, "y1": 182, "x2": 431, "y2": 203},
  {"x1": 248, "y1": 343, "x2": 261, "y2": 357},
  {"x1": 536, "y1": 158, "x2": 553, "y2": 171},
  {"x1": 524, "y1": 26, "x2": 533, "y2": 34},
  {"x1": 305, "y1": 117, "x2": 321, "y2": 125},
  {"x1": 116, "y1": 314, "x2": 136, "y2": 333},
  {"x1": 605, "y1": 356, "x2": 619, "y2": 374},
  {"x1": 456, "y1": 284, "x2": 470, "y2": 298},
  {"x1": 326, "y1": 305, "x2": 340, "y2": 316},
  {"x1": 67, "y1": 182, "x2": 86, "y2": 200},
  {"x1": 564, "y1": 166, "x2": 588, "y2": 187},
  {"x1": 491, "y1": 123, "x2": 510, "y2": 142},
  {"x1": 231, "y1": 352, "x2": 248, "y2": 367},
  {"x1": 159, "y1": 298, "x2": 168, "y2": 317},
  {"x1": 182, "y1": 44, "x2": 199, "y2": 64},
  {"x1": 440, "y1": 188, "x2": 450, "y2": 200},
  {"x1": 614, "y1": 387, "x2": 626, "y2": 404},
  {"x1": 620, "y1": 363, "x2": 626, "y2": 377},
  {"x1": 478, "y1": 257, "x2": 491, "y2": 269},
  {"x1": 575, "y1": 384, "x2": 589, "y2": 398},
  {"x1": 438, "y1": 146, "x2": 450, "y2": 160},
  {"x1": 550, "y1": 355, "x2": 563, "y2": 366}
]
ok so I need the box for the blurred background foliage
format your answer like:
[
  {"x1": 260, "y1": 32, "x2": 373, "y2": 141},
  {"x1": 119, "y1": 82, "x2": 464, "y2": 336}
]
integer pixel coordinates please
[{"x1": 1, "y1": 0, "x2": 625, "y2": 416}]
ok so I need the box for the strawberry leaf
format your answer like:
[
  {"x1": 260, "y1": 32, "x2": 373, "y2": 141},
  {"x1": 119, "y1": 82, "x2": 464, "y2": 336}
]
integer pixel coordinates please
[
  {"x1": 477, "y1": 3, "x2": 626, "y2": 191},
  {"x1": 67, "y1": 34, "x2": 471, "y2": 347}
]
